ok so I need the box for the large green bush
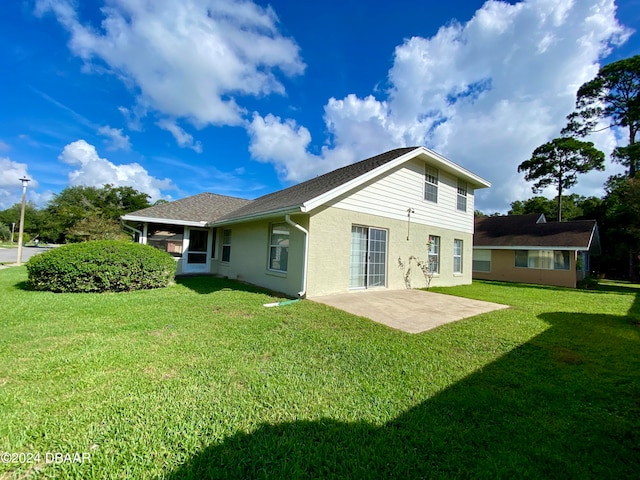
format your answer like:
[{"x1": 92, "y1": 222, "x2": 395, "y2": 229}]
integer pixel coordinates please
[{"x1": 26, "y1": 240, "x2": 176, "y2": 293}]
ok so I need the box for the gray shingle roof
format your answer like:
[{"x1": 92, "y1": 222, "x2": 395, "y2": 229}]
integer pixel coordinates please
[
  {"x1": 474, "y1": 215, "x2": 598, "y2": 249},
  {"x1": 123, "y1": 192, "x2": 251, "y2": 223},
  {"x1": 217, "y1": 147, "x2": 419, "y2": 221}
]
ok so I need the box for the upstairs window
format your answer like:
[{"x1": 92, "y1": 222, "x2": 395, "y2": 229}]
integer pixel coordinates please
[
  {"x1": 457, "y1": 179, "x2": 468, "y2": 212},
  {"x1": 424, "y1": 166, "x2": 439, "y2": 203},
  {"x1": 221, "y1": 229, "x2": 232, "y2": 262}
]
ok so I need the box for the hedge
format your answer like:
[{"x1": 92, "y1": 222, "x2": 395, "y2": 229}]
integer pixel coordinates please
[{"x1": 26, "y1": 240, "x2": 176, "y2": 293}]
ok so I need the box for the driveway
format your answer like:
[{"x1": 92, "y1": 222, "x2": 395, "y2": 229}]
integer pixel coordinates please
[
  {"x1": 0, "y1": 246, "x2": 53, "y2": 266},
  {"x1": 311, "y1": 289, "x2": 509, "y2": 333}
]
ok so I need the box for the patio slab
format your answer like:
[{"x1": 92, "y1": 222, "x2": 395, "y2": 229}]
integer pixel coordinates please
[{"x1": 310, "y1": 289, "x2": 509, "y2": 333}]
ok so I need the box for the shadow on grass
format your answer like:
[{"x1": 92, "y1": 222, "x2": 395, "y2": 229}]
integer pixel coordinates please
[
  {"x1": 166, "y1": 310, "x2": 640, "y2": 479},
  {"x1": 175, "y1": 275, "x2": 288, "y2": 299}
]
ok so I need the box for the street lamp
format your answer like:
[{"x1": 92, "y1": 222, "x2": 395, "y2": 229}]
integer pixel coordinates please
[{"x1": 16, "y1": 176, "x2": 31, "y2": 266}]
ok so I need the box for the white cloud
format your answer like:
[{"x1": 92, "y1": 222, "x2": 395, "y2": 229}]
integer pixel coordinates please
[
  {"x1": 36, "y1": 0, "x2": 304, "y2": 134},
  {"x1": 247, "y1": 0, "x2": 630, "y2": 212},
  {"x1": 59, "y1": 140, "x2": 173, "y2": 201},
  {"x1": 0, "y1": 140, "x2": 10, "y2": 151},
  {"x1": 156, "y1": 119, "x2": 203, "y2": 153},
  {"x1": 0, "y1": 158, "x2": 37, "y2": 210},
  {"x1": 97, "y1": 125, "x2": 131, "y2": 151}
]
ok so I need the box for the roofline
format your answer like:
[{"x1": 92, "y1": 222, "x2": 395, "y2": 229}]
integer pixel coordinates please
[
  {"x1": 302, "y1": 146, "x2": 491, "y2": 212},
  {"x1": 121, "y1": 215, "x2": 208, "y2": 227},
  {"x1": 208, "y1": 206, "x2": 302, "y2": 226},
  {"x1": 473, "y1": 245, "x2": 590, "y2": 251}
]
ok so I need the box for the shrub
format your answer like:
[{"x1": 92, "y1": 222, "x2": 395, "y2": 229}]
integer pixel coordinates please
[
  {"x1": 577, "y1": 275, "x2": 600, "y2": 290},
  {"x1": 26, "y1": 240, "x2": 176, "y2": 293}
]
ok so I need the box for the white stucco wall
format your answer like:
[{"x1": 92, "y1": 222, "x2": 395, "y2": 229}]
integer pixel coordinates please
[{"x1": 306, "y1": 206, "x2": 473, "y2": 297}]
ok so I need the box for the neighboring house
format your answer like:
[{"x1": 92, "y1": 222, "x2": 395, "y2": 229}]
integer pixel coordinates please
[
  {"x1": 472, "y1": 214, "x2": 601, "y2": 288},
  {"x1": 122, "y1": 146, "x2": 491, "y2": 297}
]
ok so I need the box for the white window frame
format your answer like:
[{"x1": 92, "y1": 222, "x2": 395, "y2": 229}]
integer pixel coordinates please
[
  {"x1": 268, "y1": 222, "x2": 290, "y2": 273},
  {"x1": 515, "y1": 250, "x2": 570, "y2": 270},
  {"x1": 428, "y1": 235, "x2": 440, "y2": 274},
  {"x1": 424, "y1": 166, "x2": 439, "y2": 203},
  {"x1": 453, "y1": 239, "x2": 463, "y2": 274},
  {"x1": 221, "y1": 229, "x2": 232, "y2": 263},
  {"x1": 457, "y1": 179, "x2": 468, "y2": 212}
]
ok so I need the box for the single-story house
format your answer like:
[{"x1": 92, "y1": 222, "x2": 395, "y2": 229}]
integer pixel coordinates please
[
  {"x1": 472, "y1": 213, "x2": 601, "y2": 288},
  {"x1": 122, "y1": 146, "x2": 491, "y2": 297}
]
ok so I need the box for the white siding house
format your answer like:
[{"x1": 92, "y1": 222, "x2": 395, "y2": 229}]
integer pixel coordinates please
[{"x1": 123, "y1": 147, "x2": 491, "y2": 297}]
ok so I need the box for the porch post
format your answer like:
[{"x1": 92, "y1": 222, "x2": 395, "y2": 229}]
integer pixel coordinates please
[{"x1": 142, "y1": 222, "x2": 148, "y2": 244}]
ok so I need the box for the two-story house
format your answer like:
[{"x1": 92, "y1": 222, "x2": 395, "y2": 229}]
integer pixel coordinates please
[{"x1": 122, "y1": 147, "x2": 491, "y2": 297}]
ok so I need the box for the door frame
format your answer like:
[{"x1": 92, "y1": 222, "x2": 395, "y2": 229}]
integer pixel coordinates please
[
  {"x1": 349, "y1": 225, "x2": 388, "y2": 289},
  {"x1": 182, "y1": 227, "x2": 212, "y2": 274}
]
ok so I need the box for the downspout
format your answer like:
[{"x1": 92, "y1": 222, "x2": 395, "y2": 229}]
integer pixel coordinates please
[
  {"x1": 285, "y1": 214, "x2": 309, "y2": 298},
  {"x1": 121, "y1": 221, "x2": 143, "y2": 243}
]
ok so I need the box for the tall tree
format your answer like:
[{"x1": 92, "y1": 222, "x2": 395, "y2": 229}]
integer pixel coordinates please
[
  {"x1": 42, "y1": 185, "x2": 151, "y2": 242},
  {"x1": 601, "y1": 174, "x2": 640, "y2": 279},
  {"x1": 563, "y1": 55, "x2": 640, "y2": 177},
  {"x1": 518, "y1": 137, "x2": 604, "y2": 221}
]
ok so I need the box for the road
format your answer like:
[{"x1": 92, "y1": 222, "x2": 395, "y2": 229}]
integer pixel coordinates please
[{"x1": 0, "y1": 246, "x2": 54, "y2": 265}]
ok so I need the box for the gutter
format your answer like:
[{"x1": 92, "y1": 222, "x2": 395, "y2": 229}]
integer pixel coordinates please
[{"x1": 285, "y1": 214, "x2": 309, "y2": 298}]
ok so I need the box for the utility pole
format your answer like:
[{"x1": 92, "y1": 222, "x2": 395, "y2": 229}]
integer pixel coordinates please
[{"x1": 16, "y1": 177, "x2": 30, "y2": 266}]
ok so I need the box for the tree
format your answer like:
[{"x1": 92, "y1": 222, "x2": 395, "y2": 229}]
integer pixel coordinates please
[
  {"x1": 66, "y1": 215, "x2": 129, "y2": 243},
  {"x1": 518, "y1": 137, "x2": 605, "y2": 221},
  {"x1": 601, "y1": 174, "x2": 640, "y2": 279},
  {"x1": 508, "y1": 194, "x2": 599, "y2": 221},
  {"x1": 42, "y1": 185, "x2": 151, "y2": 242},
  {"x1": 563, "y1": 55, "x2": 640, "y2": 177}
]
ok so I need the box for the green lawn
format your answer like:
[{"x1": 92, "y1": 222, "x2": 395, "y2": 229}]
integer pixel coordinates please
[{"x1": 1, "y1": 268, "x2": 638, "y2": 479}]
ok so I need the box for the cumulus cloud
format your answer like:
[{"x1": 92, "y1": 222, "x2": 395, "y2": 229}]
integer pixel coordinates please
[
  {"x1": 156, "y1": 119, "x2": 203, "y2": 153},
  {"x1": 247, "y1": 0, "x2": 630, "y2": 212},
  {"x1": 59, "y1": 140, "x2": 173, "y2": 201},
  {"x1": 0, "y1": 157, "x2": 37, "y2": 210},
  {"x1": 97, "y1": 125, "x2": 131, "y2": 151},
  {"x1": 36, "y1": 0, "x2": 304, "y2": 135}
]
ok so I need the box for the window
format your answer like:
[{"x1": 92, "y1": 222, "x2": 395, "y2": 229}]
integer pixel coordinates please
[
  {"x1": 221, "y1": 229, "x2": 232, "y2": 262},
  {"x1": 457, "y1": 179, "x2": 468, "y2": 212},
  {"x1": 515, "y1": 250, "x2": 570, "y2": 270},
  {"x1": 473, "y1": 249, "x2": 491, "y2": 272},
  {"x1": 424, "y1": 166, "x2": 439, "y2": 203},
  {"x1": 453, "y1": 239, "x2": 463, "y2": 274},
  {"x1": 269, "y1": 223, "x2": 290, "y2": 272},
  {"x1": 428, "y1": 235, "x2": 440, "y2": 274},
  {"x1": 210, "y1": 228, "x2": 217, "y2": 259}
]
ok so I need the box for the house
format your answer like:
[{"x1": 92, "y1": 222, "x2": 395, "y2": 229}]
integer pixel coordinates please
[
  {"x1": 472, "y1": 213, "x2": 601, "y2": 288},
  {"x1": 122, "y1": 146, "x2": 491, "y2": 297}
]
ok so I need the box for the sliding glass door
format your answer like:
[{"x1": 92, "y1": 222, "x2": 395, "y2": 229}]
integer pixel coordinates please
[{"x1": 349, "y1": 226, "x2": 387, "y2": 289}]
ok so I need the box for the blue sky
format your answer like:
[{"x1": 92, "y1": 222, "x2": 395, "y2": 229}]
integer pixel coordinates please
[{"x1": 1, "y1": 0, "x2": 639, "y2": 213}]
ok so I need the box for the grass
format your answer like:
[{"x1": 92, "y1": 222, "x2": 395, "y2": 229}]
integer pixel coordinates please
[{"x1": 0, "y1": 268, "x2": 638, "y2": 479}]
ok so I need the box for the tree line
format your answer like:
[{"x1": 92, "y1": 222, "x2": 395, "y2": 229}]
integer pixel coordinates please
[
  {"x1": 510, "y1": 54, "x2": 639, "y2": 280},
  {"x1": 0, "y1": 185, "x2": 152, "y2": 244}
]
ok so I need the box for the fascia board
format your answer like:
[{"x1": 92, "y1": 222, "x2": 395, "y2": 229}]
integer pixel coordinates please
[
  {"x1": 208, "y1": 207, "x2": 302, "y2": 226},
  {"x1": 473, "y1": 245, "x2": 588, "y2": 251},
  {"x1": 121, "y1": 215, "x2": 207, "y2": 227}
]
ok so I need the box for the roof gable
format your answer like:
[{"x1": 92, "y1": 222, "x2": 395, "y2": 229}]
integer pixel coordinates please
[
  {"x1": 216, "y1": 146, "x2": 491, "y2": 223},
  {"x1": 474, "y1": 214, "x2": 598, "y2": 250}
]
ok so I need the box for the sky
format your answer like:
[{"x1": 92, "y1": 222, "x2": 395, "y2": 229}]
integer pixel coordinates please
[{"x1": 1, "y1": 0, "x2": 639, "y2": 214}]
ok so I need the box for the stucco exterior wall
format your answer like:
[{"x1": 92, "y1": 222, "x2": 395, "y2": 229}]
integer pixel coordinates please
[
  {"x1": 210, "y1": 216, "x2": 307, "y2": 297},
  {"x1": 306, "y1": 206, "x2": 473, "y2": 297},
  {"x1": 473, "y1": 249, "x2": 578, "y2": 288}
]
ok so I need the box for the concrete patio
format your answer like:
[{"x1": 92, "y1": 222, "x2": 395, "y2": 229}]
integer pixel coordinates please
[{"x1": 311, "y1": 289, "x2": 509, "y2": 333}]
